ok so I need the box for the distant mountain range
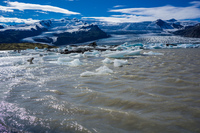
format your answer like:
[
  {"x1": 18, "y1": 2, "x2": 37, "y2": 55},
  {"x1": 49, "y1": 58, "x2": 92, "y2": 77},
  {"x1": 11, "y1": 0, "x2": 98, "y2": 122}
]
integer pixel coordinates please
[
  {"x1": 0, "y1": 18, "x2": 109, "y2": 46},
  {"x1": 0, "y1": 18, "x2": 199, "y2": 46},
  {"x1": 86, "y1": 18, "x2": 199, "y2": 34}
]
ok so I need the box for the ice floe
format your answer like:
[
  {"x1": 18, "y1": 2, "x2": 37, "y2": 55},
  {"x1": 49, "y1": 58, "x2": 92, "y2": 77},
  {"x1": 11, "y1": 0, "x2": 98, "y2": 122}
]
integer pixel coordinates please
[
  {"x1": 80, "y1": 66, "x2": 113, "y2": 77},
  {"x1": 113, "y1": 59, "x2": 129, "y2": 67},
  {"x1": 102, "y1": 58, "x2": 113, "y2": 64},
  {"x1": 59, "y1": 59, "x2": 83, "y2": 66},
  {"x1": 143, "y1": 51, "x2": 164, "y2": 55},
  {"x1": 57, "y1": 57, "x2": 73, "y2": 65}
]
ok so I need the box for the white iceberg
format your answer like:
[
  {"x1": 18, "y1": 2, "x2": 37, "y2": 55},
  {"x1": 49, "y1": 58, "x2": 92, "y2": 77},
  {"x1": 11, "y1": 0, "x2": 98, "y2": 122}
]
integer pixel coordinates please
[
  {"x1": 42, "y1": 55, "x2": 59, "y2": 61},
  {"x1": 71, "y1": 54, "x2": 84, "y2": 58},
  {"x1": 65, "y1": 59, "x2": 83, "y2": 67},
  {"x1": 126, "y1": 50, "x2": 142, "y2": 56},
  {"x1": 57, "y1": 57, "x2": 73, "y2": 65},
  {"x1": 103, "y1": 51, "x2": 128, "y2": 58},
  {"x1": 102, "y1": 58, "x2": 113, "y2": 64},
  {"x1": 143, "y1": 51, "x2": 164, "y2": 55},
  {"x1": 80, "y1": 66, "x2": 113, "y2": 77},
  {"x1": 113, "y1": 59, "x2": 128, "y2": 67},
  {"x1": 83, "y1": 51, "x2": 101, "y2": 58}
]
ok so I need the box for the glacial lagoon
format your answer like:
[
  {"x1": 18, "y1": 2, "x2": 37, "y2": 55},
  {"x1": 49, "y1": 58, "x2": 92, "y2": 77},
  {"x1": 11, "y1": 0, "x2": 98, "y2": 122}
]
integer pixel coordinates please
[{"x1": 0, "y1": 34, "x2": 200, "y2": 133}]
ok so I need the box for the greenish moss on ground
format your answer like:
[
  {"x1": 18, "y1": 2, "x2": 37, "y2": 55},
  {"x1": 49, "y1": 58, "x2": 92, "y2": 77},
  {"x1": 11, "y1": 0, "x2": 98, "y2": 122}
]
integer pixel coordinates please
[{"x1": 0, "y1": 43, "x2": 58, "y2": 50}]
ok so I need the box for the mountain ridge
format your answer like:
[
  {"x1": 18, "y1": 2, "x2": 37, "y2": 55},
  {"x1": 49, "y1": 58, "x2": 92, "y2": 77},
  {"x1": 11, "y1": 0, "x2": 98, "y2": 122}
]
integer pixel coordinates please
[
  {"x1": 173, "y1": 23, "x2": 200, "y2": 38},
  {"x1": 0, "y1": 18, "x2": 199, "y2": 45},
  {"x1": 85, "y1": 18, "x2": 198, "y2": 34},
  {"x1": 0, "y1": 18, "x2": 110, "y2": 46}
]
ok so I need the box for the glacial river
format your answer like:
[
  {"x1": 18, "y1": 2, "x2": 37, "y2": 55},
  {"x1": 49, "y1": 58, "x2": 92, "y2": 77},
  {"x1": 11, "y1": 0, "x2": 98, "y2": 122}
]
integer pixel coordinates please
[{"x1": 0, "y1": 35, "x2": 200, "y2": 133}]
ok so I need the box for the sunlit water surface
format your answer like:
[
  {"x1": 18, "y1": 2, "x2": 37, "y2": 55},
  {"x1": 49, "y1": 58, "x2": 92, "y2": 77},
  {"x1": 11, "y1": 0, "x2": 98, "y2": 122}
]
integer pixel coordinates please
[{"x1": 0, "y1": 34, "x2": 200, "y2": 133}]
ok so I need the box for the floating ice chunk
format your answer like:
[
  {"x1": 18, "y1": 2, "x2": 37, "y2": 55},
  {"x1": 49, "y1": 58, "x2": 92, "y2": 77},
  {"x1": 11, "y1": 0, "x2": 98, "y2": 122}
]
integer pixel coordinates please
[
  {"x1": 104, "y1": 51, "x2": 128, "y2": 58},
  {"x1": 80, "y1": 71, "x2": 96, "y2": 77},
  {"x1": 83, "y1": 51, "x2": 101, "y2": 58},
  {"x1": 113, "y1": 59, "x2": 128, "y2": 67},
  {"x1": 13, "y1": 58, "x2": 25, "y2": 66},
  {"x1": 80, "y1": 66, "x2": 113, "y2": 77},
  {"x1": 121, "y1": 42, "x2": 144, "y2": 48},
  {"x1": 63, "y1": 59, "x2": 83, "y2": 66},
  {"x1": 177, "y1": 44, "x2": 197, "y2": 48},
  {"x1": 126, "y1": 50, "x2": 142, "y2": 56},
  {"x1": 83, "y1": 52, "x2": 95, "y2": 58},
  {"x1": 48, "y1": 52, "x2": 58, "y2": 56},
  {"x1": 104, "y1": 49, "x2": 141, "y2": 58},
  {"x1": 151, "y1": 44, "x2": 164, "y2": 49},
  {"x1": 72, "y1": 54, "x2": 83, "y2": 58},
  {"x1": 70, "y1": 59, "x2": 83, "y2": 66},
  {"x1": 143, "y1": 51, "x2": 164, "y2": 55},
  {"x1": 102, "y1": 58, "x2": 113, "y2": 64},
  {"x1": 42, "y1": 55, "x2": 59, "y2": 61},
  {"x1": 95, "y1": 66, "x2": 113, "y2": 74},
  {"x1": 57, "y1": 57, "x2": 73, "y2": 64},
  {"x1": 8, "y1": 51, "x2": 21, "y2": 56},
  {"x1": 114, "y1": 46, "x2": 128, "y2": 51}
]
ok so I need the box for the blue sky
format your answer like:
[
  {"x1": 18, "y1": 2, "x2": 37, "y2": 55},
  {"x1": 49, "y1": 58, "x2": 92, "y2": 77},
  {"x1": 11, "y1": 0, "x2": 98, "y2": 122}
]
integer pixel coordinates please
[{"x1": 0, "y1": 0, "x2": 200, "y2": 24}]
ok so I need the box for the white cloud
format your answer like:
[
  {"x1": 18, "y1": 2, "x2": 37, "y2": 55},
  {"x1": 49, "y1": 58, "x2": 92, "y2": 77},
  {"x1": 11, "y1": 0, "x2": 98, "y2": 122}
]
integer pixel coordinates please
[
  {"x1": 35, "y1": 11, "x2": 48, "y2": 14},
  {"x1": 84, "y1": 1, "x2": 200, "y2": 23},
  {"x1": 1, "y1": 1, "x2": 80, "y2": 15},
  {"x1": 113, "y1": 5, "x2": 125, "y2": 8},
  {"x1": 190, "y1": 1, "x2": 200, "y2": 7},
  {"x1": 109, "y1": 5, "x2": 200, "y2": 20},
  {"x1": 83, "y1": 15, "x2": 156, "y2": 23},
  {"x1": 0, "y1": 16, "x2": 39, "y2": 24}
]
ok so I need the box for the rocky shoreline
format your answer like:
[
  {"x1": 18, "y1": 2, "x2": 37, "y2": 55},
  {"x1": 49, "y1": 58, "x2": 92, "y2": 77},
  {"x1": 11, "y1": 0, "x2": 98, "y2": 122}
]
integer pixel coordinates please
[{"x1": 0, "y1": 43, "x2": 57, "y2": 50}]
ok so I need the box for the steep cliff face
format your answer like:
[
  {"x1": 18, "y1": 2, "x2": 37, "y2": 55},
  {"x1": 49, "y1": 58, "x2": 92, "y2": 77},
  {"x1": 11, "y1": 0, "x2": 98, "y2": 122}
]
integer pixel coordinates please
[{"x1": 173, "y1": 24, "x2": 200, "y2": 38}]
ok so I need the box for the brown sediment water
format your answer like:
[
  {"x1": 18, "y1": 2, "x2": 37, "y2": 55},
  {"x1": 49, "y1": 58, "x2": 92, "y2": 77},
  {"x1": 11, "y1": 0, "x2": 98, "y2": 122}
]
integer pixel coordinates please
[{"x1": 0, "y1": 48, "x2": 200, "y2": 133}]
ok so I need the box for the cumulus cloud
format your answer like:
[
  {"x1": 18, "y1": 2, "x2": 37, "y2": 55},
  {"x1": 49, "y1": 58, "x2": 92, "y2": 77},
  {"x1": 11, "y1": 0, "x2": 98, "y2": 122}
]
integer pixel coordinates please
[
  {"x1": 0, "y1": 16, "x2": 39, "y2": 24},
  {"x1": 1, "y1": 1, "x2": 80, "y2": 15},
  {"x1": 84, "y1": 1, "x2": 200, "y2": 23}
]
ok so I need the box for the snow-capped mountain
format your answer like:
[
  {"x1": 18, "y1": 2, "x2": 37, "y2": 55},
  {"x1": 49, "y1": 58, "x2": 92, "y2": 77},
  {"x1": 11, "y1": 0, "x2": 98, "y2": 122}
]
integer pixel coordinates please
[
  {"x1": 0, "y1": 18, "x2": 109, "y2": 46},
  {"x1": 0, "y1": 18, "x2": 199, "y2": 45},
  {"x1": 85, "y1": 18, "x2": 199, "y2": 34}
]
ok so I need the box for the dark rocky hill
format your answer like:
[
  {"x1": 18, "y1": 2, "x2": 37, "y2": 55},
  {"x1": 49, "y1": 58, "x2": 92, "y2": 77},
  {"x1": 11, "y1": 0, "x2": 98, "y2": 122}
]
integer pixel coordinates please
[
  {"x1": 173, "y1": 24, "x2": 200, "y2": 38},
  {"x1": 0, "y1": 25, "x2": 4, "y2": 29}
]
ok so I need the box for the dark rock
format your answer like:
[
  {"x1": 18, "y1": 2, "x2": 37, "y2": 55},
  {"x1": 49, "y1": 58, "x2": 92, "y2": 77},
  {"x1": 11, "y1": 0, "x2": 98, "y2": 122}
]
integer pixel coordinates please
[
  {"x1": 156, "y1": 19, "x2": 173, "y2": 29},
  {"x1": 27, "y1": 57, "x2": 34, "y2": 64},
  {"x1": 166, "y1": 44, "x2": 177, "y2": 46},
  {"x1": 0, "y1": 25, "x2": 4, "y2": 29},
  {"x1": 173, "y1": 23, "x2": 200, "y2": 38},
  {"x1": 167, "y1": 18, "x2": 177, "y2": 22},
  {"x1": 88, "y1": 42, "x2": 97, "y2": 47},
  {"x1": 54, "y1": 25, "x2": 110, "y2": 46},
  {"x1": 60, "y1": 42, "x2": 117, "y2": 54}
]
